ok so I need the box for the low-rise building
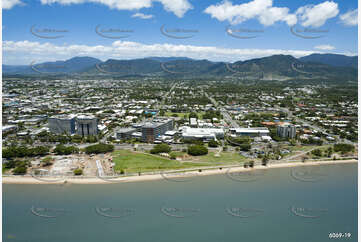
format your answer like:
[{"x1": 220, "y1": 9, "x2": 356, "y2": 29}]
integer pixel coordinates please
[
  {"x1": 182, "y1": 127, "x2": 224, "y2": 141},
  {"x1": 116, "y1": 127, "x2": 137, "y2": 140},
  {"x1": 230, "y1": 127, "x2": 269, "y2": 137}
]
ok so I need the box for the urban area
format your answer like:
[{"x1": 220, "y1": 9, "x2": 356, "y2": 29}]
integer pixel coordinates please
[{"x1": 2, "y1": 77, "x2": 357, "y2": 178}]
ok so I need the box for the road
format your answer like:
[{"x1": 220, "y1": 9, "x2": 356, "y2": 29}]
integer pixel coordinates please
[
  {"x1": 203, "y1": 90, "x2": 240, "y2": 128},
  {"x1": 156, "y1": 82, "x2": 177, "y2": 111}
]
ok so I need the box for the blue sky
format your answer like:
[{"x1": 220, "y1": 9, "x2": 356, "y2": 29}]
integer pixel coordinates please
[{"x1": 3, "y1": 0, "x2": 358, "y2": 65}]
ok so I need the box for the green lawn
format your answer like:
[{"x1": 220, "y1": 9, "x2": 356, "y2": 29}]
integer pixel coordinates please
[
  {"x1": 171, "y1": 151, "x2": 247, "y2": 165},
  {"x1": 283, "y1": 145, "x2": 332, "y2": 159},
  {"x1": 196, "y1": 152, "x2": 247, "y2": 165},
  {"x1": 164, "y1": 112, "x2": 206, "y2": 119},
  {"x1": 164, "y1": 112, "x2": 189, "y2": 118},
  {"x1": 112, "y1": 150, "x2": 246, "y2": 173},
  {"x1": 112, "y1": 150, "x2": 208, "y2": 173}
]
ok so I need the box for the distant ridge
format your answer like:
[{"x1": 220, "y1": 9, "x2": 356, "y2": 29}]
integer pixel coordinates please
[
  {"x1": 299, "y1": 53, "x2": 357, "y2": 68},
  {"x1": 3, "y1": 54, "x2": 357, "y2": 82}
]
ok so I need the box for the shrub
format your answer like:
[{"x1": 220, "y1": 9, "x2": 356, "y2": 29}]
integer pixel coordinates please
[
  {"x1": 13, "y1": 166, "x2": 27, "y2": 175},
  {"x1": 41, "y1": 156, "x2": 53, "y2": 166},
  {"x1": 73, "y1": 168, "x2": 83, "y2": 176},
  {"x1": 187, "y1": 145, "x2": 208, "y2": 156},
  {"x1": 170, "y1": 153, "x2": 177, "y2": 160},
  {"x1": 150, "y1": 144, "x2": 171, "y2": 154},
  {"x1": 311, "y1": 149, "x2": 322, "y2": 157},
  {"x1": 239, "y1": 144, "x2": 251, "y2": 151}
]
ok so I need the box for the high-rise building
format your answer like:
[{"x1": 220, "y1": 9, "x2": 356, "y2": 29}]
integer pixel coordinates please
[
  {"x1": 48, "y1": 115, "x2": 76, "y2": 135},
  {"x1": 277, "y1": 124, "x2": 296, "y2": 139},
  {"x1": 76, "y1": 115, "x2": 98, "y2": 136}
]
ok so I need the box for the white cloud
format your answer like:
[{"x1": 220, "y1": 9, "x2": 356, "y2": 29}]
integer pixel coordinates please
[
  {"x1": 314, "y1": 44, "x2": 335, "y2": 50},
  {"x1": 157, "y1": 0, "x2": 193, "y2": 18},
  {"x1": 132, "y1": 13, "x2": 154, "y2": 19},
  {"x1": 3, "y1": 0, "x2": 23, "y2": 9},
  {"x1": 3, "y1": 40, "x2": 322, "y2": 65},
  {"x1": 204, "y1": 0, "x2": 297, "y2": 26},
  {"x1": 296, "y1": 1, "x2": 339, "y2": 28},
  {"x1": 339, "y1": 9, "x2": 358, "y2": 26},
  {"x1": 40, "y1": 0, "x2": 192, "y2": 17}
]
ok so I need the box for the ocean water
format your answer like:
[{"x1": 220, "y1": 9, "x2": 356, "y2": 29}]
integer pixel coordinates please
[{"x1": 3, "y1": 163, "x2": 357, "y2": 242}]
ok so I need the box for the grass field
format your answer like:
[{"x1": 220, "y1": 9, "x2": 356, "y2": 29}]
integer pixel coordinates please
[
  {"x1": 164, "y1": 112, "x2": 206, "y2": 119},
  {"x1": 112, "y1": 150, "x2": 246, "y2": 173},
  {"x1": 112, "y1": 150, "x2": 209, "y2": 173},
  {"x1": 168, "y1": 151, "x2": 247, "y2": 165},
  {"x1": 196, "y1": 151, "x2": 247, "y2": 165}
]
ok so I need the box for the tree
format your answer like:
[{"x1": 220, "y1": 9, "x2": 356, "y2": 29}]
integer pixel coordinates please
[
  {"x1": 208, "y1": 140, "x2": 219, "y2": 148},
  {"x1": 85, "y1": 143, "x2": 114, "y2": 154},
  {"x1": 150, "y1": 144, "x2": 171, "y2": 154},
  {"x1": 249, "y1": 160, "x2": 255, "y2": 168},
  {"x1": 189, "y1": 112, "x2": 198, "y2": 119},
  {"x1": 262, "y1": 157, "x2": 269, "y2": 166},
  {"x1": 187, "y1": 145, "x2": 208, "y2": 156},
  {"x1": 327, "y1": 147, "x2": 333, "y2": 157},
  {"x1": 333, "y1": 144, "x2": 354, "y2": 154},
  {"x1": 54, "y1": 145, "x2": 79, "y2": 155}
]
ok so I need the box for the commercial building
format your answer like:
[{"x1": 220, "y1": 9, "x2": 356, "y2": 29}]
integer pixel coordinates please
[
  {"x1": 48, "y1": 115, "x2": 76, "y2": 135},
  {"x1": 190, "y1": 118, "x2": 198, "y2": 127},
  {"x1": 76, "y1": 115, "x2": 98, "y2": 136},
  {"x1": 277, "y1": 124, "x2": 296, "y2": 139},
  {"x1": 230, "y1": 127, "x2": 269, "y2": 137},
  {"x1": 141, "y1": 118, "x2": 174, "y2": 142},
  {"x1": 115, "y1": 127, "x2": 137, "y2": 140},
  {"x1": 182, "y1": 127, "x2": 224, "y2": 141}
]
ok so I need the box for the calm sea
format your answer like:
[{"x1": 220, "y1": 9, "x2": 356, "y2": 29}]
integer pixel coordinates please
[{"x1": 3, "y1": 163, "x2": 357, "y2": 242}]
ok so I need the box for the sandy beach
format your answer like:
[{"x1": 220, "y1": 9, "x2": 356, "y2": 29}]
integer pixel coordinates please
[{"x1": 2, "y1": 159, "x2": 357, "y2": 184}]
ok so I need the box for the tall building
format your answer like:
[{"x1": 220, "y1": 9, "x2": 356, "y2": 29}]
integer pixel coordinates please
[
  {"x1": 141, "y1": 118, "x2": 174, "y2": 142},
  {"x1": 277, "y1": 124, "x2": 296, "y2": 139},
  {"x1": 48, "y1": 115, "x2": 76, "y2": 135},
  {"x1": 76, "y1": 115, "x2": 98, "y2": 136}
]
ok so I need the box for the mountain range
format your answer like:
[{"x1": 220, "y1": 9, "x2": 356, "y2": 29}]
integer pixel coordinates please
[{"x1": 3, "y1": 54, "x2": 357, "y2": 82}]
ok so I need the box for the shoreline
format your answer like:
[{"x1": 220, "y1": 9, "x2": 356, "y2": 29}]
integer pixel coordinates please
[{"x1": 2, "y1": 159, "x2": 357, "y2": 184}]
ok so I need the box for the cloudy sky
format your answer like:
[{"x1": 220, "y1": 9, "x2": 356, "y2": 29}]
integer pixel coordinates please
[{"x1": 3, "y1": 0, "x2": 358, "y2": 65}]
